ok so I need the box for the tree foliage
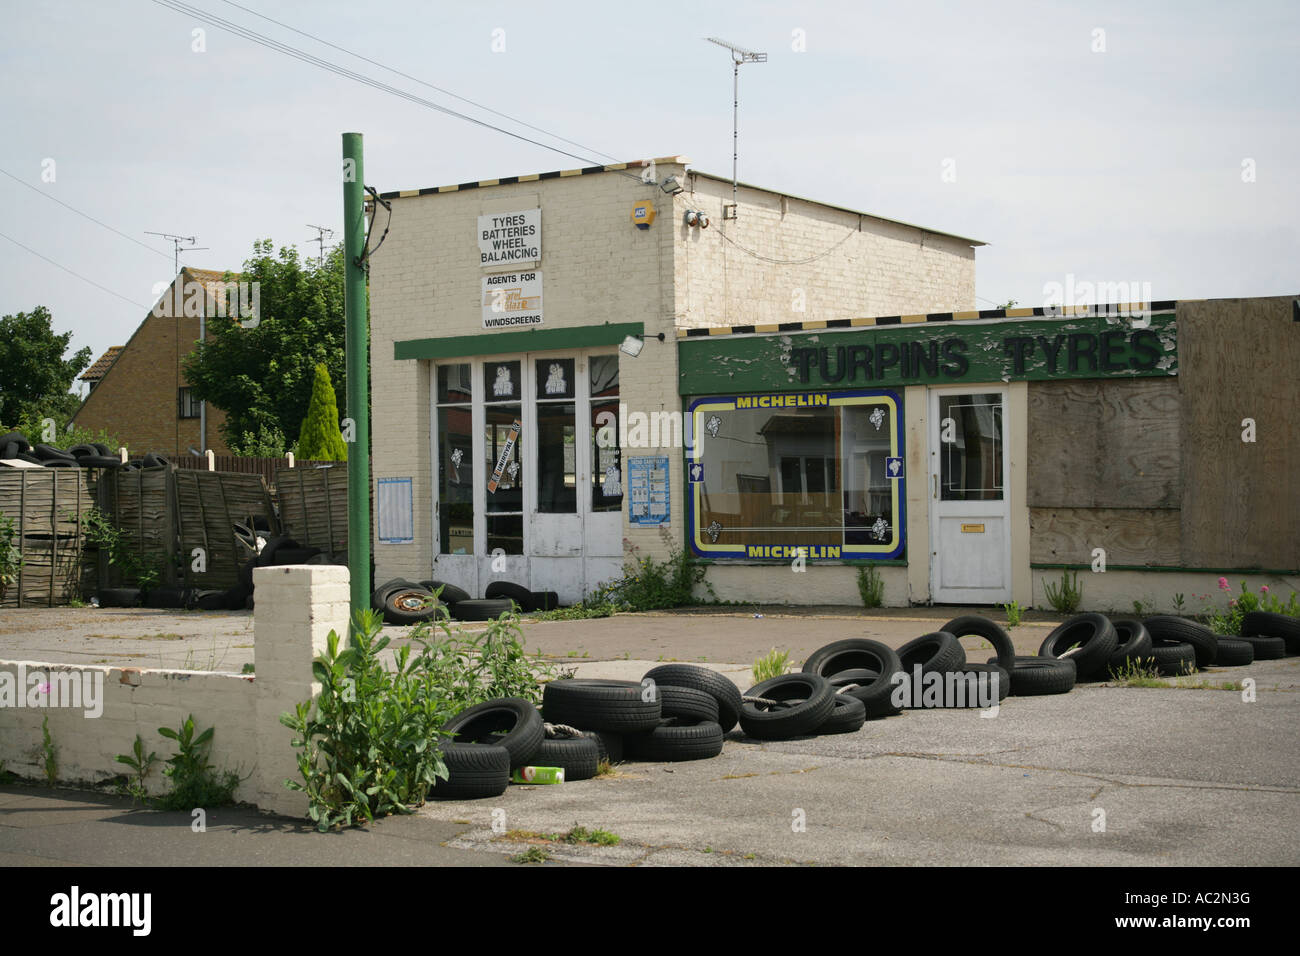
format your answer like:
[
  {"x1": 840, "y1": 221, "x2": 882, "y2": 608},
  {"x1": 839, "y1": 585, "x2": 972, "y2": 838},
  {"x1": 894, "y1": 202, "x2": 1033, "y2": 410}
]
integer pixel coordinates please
[
  {"x1": 182, "y1": 239, "x2": 346, "y2": 451},
  {"x1": 297, "y1": 363, "x2": 347, "y2": 461},
  {"x1": 0, "y1": 306, "x2": 92, "y2": 430}
]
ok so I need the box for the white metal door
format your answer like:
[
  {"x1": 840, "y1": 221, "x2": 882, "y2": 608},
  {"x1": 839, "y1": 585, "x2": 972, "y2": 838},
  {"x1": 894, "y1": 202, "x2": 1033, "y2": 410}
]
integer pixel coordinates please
[{"x1": 929, "y1": 387, "x2": 1011, "y2": 604}]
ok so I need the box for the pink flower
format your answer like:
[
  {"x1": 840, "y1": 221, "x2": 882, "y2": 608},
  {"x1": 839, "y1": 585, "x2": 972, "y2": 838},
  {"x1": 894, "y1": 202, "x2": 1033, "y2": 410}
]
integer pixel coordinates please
[
  {"x1": 1229, "y1": 600, "x2": 1237, "y2": 607},
  {"x1": 38, "y1": 681, "x2": 50, "y2": 695},
  {"x1": 1217, "y1": 577, "x2": 1229, "y2": 590},
  {"x1": 1261, "y1": 585, "x2": 1269, "y2": 593}
]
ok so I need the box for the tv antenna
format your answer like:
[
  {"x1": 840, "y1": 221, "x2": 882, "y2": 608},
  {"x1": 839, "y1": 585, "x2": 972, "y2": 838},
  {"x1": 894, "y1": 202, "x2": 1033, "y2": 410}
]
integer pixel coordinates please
[
  {"x1": 144, "y1": 231, "x2": 208, "y2": 276},
  {"x1": 307, "y1": 224, "x2": 336, "y2": 267},
  {"x1": 705, "y1": 37, "x2": 767, "y2": 221}
]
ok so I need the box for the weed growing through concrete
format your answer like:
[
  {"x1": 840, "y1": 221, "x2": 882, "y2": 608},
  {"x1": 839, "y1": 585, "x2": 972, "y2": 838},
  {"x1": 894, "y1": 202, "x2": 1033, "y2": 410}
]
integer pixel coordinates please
[
  {"x1": 856, "y1": 565, "x2": 884, "y2": 608},
  {"x1": 752, "y1": 648, "x2": 791, "y2": 683},
  {"x1": 1003, "y1": 600, "x2": 1023, "y2": 627},
  {"x1": 1044, "y1": 570, "x2": 1083, "y2": 614},
  {"x1": 114, "y1": 735, "x2": 158, "y2": 803},
  {"x1": 511, "y1": 846, "x2": 550, "y2": 864},
  {"x1": 40, "y1": 716, "x2": 57, "y2": 784},
  {"x1": 155, "y1": 714, "x2": 238, "y2": 811}
]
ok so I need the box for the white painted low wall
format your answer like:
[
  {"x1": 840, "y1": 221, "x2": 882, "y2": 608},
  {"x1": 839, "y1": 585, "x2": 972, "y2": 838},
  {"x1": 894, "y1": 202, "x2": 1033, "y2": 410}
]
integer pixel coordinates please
[
  {"x1": 1031, "y1": 568, "x2": 1299, "y2": 616},
  {"x1": 0, "y1": 565, "x2": 349, "y2": 818},
  {"x1": 696, "y1": 564, "x2": 909, "y2": 607}
]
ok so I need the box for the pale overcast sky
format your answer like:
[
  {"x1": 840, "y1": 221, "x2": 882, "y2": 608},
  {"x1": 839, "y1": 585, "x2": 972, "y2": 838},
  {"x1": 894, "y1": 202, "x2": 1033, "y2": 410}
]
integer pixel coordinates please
[{"x1": 2, "y1": 0, "x2": 1297, "y2": 376}]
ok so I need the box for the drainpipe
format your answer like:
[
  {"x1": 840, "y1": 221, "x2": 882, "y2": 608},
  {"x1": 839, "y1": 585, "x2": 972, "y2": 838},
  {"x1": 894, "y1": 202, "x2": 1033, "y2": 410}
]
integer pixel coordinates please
[{"x1": 199, "y1": 314, "x2": 206, "y2": 454}]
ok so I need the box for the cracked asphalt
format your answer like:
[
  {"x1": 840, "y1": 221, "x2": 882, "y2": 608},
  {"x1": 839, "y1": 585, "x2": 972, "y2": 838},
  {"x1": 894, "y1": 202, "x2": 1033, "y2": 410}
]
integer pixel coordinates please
[
  {"x1": 1, "y1": 605, "x2": 1297, "y2": 866},
  {"x1": 422, "y1": 655, "x2": 1300, "y2": 866}
]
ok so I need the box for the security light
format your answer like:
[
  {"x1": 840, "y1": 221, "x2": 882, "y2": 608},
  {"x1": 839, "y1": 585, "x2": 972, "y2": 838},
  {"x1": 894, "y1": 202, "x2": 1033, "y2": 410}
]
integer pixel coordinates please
[
  {"x1": 620, "y1": 332, "x2": 666, "y2": 357},
  {"x1": 659, "y1": 175, "x2": 684, "y2": 195}
]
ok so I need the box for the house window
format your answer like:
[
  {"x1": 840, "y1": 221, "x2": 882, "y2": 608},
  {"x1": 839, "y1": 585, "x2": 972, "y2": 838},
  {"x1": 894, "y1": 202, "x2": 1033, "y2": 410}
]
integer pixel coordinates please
[
  {"x1": 687, "y1": 389, "x2": 905, "y2": 560},
  {"x1": 178, "y1": 387, "x2": 201, "y2": 419}
]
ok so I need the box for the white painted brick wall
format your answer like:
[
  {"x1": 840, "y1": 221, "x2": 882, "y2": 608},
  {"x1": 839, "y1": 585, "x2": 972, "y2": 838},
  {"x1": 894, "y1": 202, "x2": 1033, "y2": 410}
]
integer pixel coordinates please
[
  {"x1": 368, "y1": 161, "x2": 977, "y2": 578},
  {"x1": 0, "y1": 565, "x2": 349, "y2": 819}
]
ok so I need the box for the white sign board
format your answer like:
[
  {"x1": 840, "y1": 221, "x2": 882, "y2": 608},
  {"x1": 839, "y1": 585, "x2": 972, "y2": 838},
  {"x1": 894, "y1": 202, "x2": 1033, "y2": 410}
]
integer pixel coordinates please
[
  {"x1": 482, "y1": 271, "x2": 544, "y2": 330},
  {"x1": 478, "y1": 208, "x2": 541, "y2": 268}
]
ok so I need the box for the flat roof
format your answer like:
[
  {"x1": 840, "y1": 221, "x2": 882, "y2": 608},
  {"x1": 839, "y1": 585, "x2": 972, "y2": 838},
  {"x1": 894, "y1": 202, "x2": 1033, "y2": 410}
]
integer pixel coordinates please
[{"x1": 376, "y1": 154, "x2": 985, "y2": 246}]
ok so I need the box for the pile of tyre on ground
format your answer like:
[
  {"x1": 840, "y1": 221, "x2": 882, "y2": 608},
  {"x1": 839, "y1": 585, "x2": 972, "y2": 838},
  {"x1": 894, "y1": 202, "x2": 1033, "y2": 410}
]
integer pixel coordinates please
[
  {"x1": 429, "y1": 610, "x2": 1300, "y2": 799},
  {"x1": 370, "y1": 578, "x2": 559, "y2": 624},
  {"x1": 99, "y1": 531, "x2": 334, "y2": 611},
  {"x1": 0, "y1": 430, "x2": 163, "y2": 470}
]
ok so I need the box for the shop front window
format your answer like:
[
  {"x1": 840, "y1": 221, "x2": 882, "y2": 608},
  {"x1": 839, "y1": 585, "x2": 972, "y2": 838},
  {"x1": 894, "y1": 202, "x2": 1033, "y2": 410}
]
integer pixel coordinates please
[
  {"x1": 484, "y1": 361, "x2": 523, "y2": 554},
  {"x1": 535, "y1": 359, "x2": 576, "y2": 514},
  {"x1": 590, "y1": 354, "x2": 622, "y2": 512},
  {"x1": 687, "y1": 390, "x2": 905, "y2": 560}
]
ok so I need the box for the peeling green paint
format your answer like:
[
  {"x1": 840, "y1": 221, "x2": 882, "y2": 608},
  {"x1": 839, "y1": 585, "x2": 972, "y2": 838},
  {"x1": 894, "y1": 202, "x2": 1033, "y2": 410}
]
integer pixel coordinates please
[{"x1": 680, "y1": 313, "x2": 1177, "y2": 395}]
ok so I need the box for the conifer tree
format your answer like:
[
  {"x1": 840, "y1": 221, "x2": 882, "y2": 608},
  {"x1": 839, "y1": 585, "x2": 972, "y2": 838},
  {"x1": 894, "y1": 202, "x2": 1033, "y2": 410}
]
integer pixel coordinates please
[{"x1": 296, "y1": 363, "x2": 347, "y2": 461}]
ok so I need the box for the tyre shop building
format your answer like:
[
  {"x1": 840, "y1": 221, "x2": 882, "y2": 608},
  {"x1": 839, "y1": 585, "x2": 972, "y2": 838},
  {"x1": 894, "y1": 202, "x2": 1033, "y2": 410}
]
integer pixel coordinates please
[{"x1": 368, "y1": 155, "x2": 1299, "y2": 610}]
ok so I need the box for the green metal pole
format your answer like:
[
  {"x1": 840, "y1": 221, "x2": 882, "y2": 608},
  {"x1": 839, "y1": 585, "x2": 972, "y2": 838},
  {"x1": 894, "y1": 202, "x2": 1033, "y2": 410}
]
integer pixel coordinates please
[{"x1": 342, "y1": 132, "x2": 370, "y2": 626}]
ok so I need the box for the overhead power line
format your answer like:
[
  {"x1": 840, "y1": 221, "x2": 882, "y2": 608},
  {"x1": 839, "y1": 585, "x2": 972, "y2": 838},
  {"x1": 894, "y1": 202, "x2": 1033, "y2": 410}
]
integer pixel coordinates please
[
  {"x1": 0, "y1": 231, "x2": 150, "y2": 310},
  {"x1": 216, "y1": 0, "x2": 620, "y2": 163},
  {"x1": 0, "y1": 167, "x2": 173, "y2": 264},
  {"x1": 149, "y1": 0, "x2": 641, "y2": 178}
]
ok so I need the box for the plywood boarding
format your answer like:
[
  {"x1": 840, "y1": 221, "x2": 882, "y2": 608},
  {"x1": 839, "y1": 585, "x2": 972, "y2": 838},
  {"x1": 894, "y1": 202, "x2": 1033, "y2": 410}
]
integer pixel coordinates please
[
  {"x1": 1030, "y1": 507, "x2": 1182, "y2": 566},
  {"x1": 0, "y1": 469, "x2": 97, "y2": 607},
  {"x1": 174, "y1": 470, "x2": 278, "y2": 589},
  {"x1": 1179, "y1": 297, "x2": 1300, "y2": 570},
  {"x1": 274, "y1": 466, "x2": 348, "y2": 556},
  {"x1": 1027, "y1": 379, "x2": 1181, "y2": 509}
]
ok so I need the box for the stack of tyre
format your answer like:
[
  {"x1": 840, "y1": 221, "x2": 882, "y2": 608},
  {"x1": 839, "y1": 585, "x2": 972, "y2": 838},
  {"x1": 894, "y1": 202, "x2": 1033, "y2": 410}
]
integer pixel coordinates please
[
  {"x1": 1033, "y1": 611, "x2": 1300, "y2": 678},
  {"x1": 793, "y1": 621, "x2": 1036, "y2": 717},
  {"x1": 370, "y1": 578, "x2": 560, "y2": 625},
  {"x1": 0, "y1": 432, "x2": 124, "y2": 469},
  {"x1": 430, "y1": 669, "x2": 740, "y2": 799}
]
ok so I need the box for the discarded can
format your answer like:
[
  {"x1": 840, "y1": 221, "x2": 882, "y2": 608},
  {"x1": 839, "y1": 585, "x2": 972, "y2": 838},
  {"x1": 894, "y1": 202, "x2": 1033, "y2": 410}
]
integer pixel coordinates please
[{"x1": 511, "y1": 766, "x2": 565, "y2": 785}]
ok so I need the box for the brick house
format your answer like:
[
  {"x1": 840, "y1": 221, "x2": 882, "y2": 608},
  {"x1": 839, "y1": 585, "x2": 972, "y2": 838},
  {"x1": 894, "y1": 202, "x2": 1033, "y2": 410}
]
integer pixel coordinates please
[{"x1": 71, "y1": 267, "x2": 242, "y2": 458}]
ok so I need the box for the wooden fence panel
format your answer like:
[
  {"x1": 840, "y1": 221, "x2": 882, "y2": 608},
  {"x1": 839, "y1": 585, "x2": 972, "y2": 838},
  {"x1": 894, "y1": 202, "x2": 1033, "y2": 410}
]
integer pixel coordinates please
[
  {"x1": 174, "y1": 470, "x2": 278, "y2": 589},
  {"x1": 0, "y1": 469, "x2": 97, "y2": 607},
  {"x1": 274, "y1": 465, "x2": 348, "y2": 557}
]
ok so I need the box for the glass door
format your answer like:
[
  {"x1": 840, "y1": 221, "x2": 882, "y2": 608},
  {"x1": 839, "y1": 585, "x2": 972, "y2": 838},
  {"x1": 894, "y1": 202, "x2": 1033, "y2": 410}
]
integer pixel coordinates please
[{"x1": 928, "y1": 387, "x2": 1011, "y2": 604}]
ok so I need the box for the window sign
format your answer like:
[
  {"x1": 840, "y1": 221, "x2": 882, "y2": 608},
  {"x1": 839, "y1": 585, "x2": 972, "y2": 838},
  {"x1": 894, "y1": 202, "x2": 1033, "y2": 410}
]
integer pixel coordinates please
[
  {"x1": 627, "y1": 455, "x2": 670, "y2": 527},
  {"x1": 687, "y1": 390, "x2": 905, "y2": 560}
]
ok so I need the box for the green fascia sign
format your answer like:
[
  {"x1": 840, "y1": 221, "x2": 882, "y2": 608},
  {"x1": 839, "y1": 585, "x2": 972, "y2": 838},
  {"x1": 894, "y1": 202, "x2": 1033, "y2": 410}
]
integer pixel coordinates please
[{"x1": 678, "y1": 312, "x2": 1177, "y2": 395}]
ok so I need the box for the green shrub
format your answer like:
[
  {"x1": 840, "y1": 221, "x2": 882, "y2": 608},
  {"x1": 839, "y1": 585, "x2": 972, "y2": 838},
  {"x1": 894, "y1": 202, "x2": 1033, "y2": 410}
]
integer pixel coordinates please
[
  {"x1": 0, "y1": 512, "x2": 21, "y2": 602},
  {"x1": 82, "y1": 507, "x2": 162, "y2": 591},
  {"x1": 856, "y1": 565, "x2": 884, "y2": 608},
  {"x1": 1043, "y1": 570, "x2": 1082, "y2": 614},
  {"x1": 606, "y1": 532, "x2": 712, "y2": 611},
  {"x1": 282, "y1": 605, "x2": 555, "y2": 831}
]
